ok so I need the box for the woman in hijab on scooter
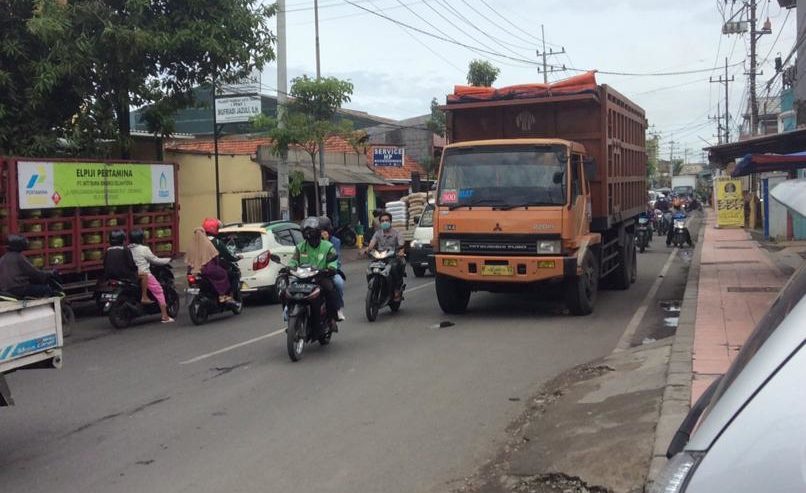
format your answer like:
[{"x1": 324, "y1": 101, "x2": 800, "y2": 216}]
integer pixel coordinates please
[{"x1": 186, "y1": 228, "x2": 232, "y2": 303}]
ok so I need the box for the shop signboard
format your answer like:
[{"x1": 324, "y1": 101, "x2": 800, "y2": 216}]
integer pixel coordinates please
[
  {"x1": 373, "y1": 147, "x2": 404, "y2": 167},
  {"x1": 17, "y1": 161, "x2": 175, "y2": 209}
]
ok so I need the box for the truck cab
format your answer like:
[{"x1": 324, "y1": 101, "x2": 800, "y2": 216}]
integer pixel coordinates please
[{"x1": 434, "y1": 139, "x2": 601, "y2": 315}]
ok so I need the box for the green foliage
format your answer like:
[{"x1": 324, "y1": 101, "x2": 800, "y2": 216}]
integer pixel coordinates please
[
  {"x1": 259, "y1": 75, "x2": 355, "y2": 166},
  {"x1": 289, "y1": 170, "x2": 304, "y2": 197},
  {"x1": 646, "y1": 134, "x2": 659, "y2": 179},
  {"x1": 672, "y1": 159, "x2": 684, "y2": 177},
  {"x1": 1, "y1": 0, "x2": 276, "y2": 157},
  {"x1": 467, "y1": 59, "x2": 500, "y2": 87},
  {"x1": 426, "y1": 97, "x2": 445, "y2": 137}
]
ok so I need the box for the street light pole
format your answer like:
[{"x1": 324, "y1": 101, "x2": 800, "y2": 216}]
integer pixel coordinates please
[{"x1": 314, "y1": 0, "x2": 327, "y2": 217}]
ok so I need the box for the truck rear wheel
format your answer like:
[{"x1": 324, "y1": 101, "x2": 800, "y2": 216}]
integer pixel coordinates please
[
  {"x1": 435, "y1": 275, "x2": 470, "y2": 314},
  {"x1": 565, "y1": 252, "x2": 599, "y2": 316},
  {"x1": 610, "y1": 236, "x2": 634, "y2": 290}
]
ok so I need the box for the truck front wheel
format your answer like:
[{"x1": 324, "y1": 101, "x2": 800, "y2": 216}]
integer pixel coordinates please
[
  {"x1": 435, "y1": 274, "x2": 471, "y2": 314},
  {"x1": 565, "y1": 252, "x2": 599, "y2": 316}
]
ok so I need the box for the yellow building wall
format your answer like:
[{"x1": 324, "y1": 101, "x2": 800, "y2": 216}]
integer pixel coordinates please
[{"x1": 167, "y1": 151, "x2": 264, "y2": 252}]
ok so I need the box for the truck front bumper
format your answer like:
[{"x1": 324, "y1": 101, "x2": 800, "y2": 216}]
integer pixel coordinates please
[{"x1": 434, "y1": 254, "x2": 576, "y2": 283}]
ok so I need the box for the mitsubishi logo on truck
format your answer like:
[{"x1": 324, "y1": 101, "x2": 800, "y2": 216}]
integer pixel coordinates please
[
  {"x1": 493, "y1": 223, "x2": 502, "y2": 231},
  {"x1": 515, "y1": 111, "x2": 536, "y2": 131}
]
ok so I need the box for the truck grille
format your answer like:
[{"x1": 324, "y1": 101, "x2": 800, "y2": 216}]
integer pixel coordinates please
[{"x1": 442, "y1": 234, "x2": 560, "y2": 255}]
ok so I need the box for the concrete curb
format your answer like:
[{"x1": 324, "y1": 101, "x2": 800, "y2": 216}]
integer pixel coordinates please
[{"x1": 646, "y1": 211, "x2": 707, "y2": 485}]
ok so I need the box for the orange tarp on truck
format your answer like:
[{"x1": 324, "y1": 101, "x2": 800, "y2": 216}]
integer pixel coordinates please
[{"x1": 448, "y1": 71, "x2": 597, "y2": 103}]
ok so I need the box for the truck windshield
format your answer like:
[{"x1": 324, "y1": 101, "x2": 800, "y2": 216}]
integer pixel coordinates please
[{"x1": 438, "y1": 145, "x2": 567, "y2": 207}]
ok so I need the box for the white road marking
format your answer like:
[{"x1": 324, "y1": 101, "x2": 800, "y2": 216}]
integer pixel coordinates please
[
  {"x1": 614, "y1": 248, "x2": 678, "y2": 352},
  {"x1": 180, "y1": 281, "x2": 434, "y2": 365},
  {"x1": 180, "y1": 328, "x2": 286, "y2": 365}
]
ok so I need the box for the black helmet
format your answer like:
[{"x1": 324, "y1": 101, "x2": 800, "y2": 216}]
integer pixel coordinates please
[
  {"x1": 318, "y1": 216, "x2": 333, "y2": 234},
  {"x1": 301, "y1": 216, "x2": 322, "y2": 247},
  {"x1": 129, "y1": 229, "x2": 145, "y2": 245},
  {"x1": 109, "y1": 229, "x2": 126, "y2": 246},
  {"x1": 7, "y1": 234, "x2": 28, "y2": 252}
]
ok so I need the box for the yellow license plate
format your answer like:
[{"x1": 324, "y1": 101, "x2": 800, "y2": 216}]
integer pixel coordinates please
[
  {"x1": 442, "y1": 258, "x2": 458, "y2": 267},
  {"x1": 481, "y1": 265, "x2": 513, "y2": 276},
  {"x1": 537, "y1": 260, "x2": 556, "y2": 269}
]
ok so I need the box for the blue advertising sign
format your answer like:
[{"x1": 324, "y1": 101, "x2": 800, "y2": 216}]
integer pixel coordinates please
[{"x1": 373, "y1": 147, "x2": 405, "y2": 167}]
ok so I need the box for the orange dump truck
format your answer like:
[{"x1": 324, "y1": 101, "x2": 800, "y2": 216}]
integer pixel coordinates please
[{"x1": 433, "y1": 72, "x2": 647, "y2": 315}]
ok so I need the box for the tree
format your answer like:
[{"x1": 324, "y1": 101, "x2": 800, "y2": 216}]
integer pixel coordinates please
[
  {"x1": 467, "y1": 59, "x2": 500, "y2": 87},
  {"x1": 1, "y1": 0, "x2": 276, "y2": 158},
  {"x1": 426, "y1": 97, "x2": 445, "y2": 137},
  {"x1": 646, "y1": 134, "x2": 659, "y2": 182},
  {"x1": 253, "y1": 75, "x2": 354, "y2": 214},
  {"x1": 672, "y1": 159, "x2": 684, "y2": 177}
]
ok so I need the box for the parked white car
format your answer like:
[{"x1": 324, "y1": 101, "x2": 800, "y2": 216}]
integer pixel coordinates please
[
  {"x1": 408, "y1": 201, "x2": 435, "y2": 277},
  {"x1": 217, "y1": 221, "x2": 302, "y2": 301}
]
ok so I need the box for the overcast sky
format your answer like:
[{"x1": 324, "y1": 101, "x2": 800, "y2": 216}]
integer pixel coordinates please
[{"x1": 262, "y1": 0, "x2": 797, "y2": 162}]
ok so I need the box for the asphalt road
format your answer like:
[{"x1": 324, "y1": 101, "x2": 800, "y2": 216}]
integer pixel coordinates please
[{"x1": 1, "y1": 238, "x2": 689, "y2": 493}]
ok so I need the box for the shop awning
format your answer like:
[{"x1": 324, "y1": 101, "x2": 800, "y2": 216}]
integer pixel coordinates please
[
  {"x1": 732, "y1": 151, "x2": 806, "y2": 177},
  {"x1": 259, "y1": 160, "x2": 387, "y2": 185},
  {"x1": 770, "y1": 179, "x2": 806, "y2": 217}
]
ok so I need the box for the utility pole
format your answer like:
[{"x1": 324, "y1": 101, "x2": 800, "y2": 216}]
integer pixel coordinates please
[
  {"x1": 748, "y1": 0, "x2": 771, "y2": 137},
  {"x1": 211, "y1": 71, "x2": 221, "y2": 218},
  {"x1": 277, "y1": 0, "x2": 290, "y2": 221},
  {"x1": 669, "y1": 138, "x2": 676, "y2": 178},
  {"x1": 710, "y1": 58, "x2": 734, "y2": 142},
  {"x1": 709, "y1": 103, "x2": 724, "y2": 144},
  {"x1": 535, "y1": 25, "x2": 566, "y2": 83},
  {"x1": 314, "y1": 0, "x2": 326, "y2": 217}
]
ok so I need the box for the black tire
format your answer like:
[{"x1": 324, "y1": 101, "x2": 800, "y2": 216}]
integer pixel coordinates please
[
  {"x1": 565, "y1": 252, "x2": 599, "y2": 316},
  {"x1": 61, "y1": 302, "x2": 75, "y2": 338},
  {"x1": 389, "y1": 300, "x2": 401, "y2": 312},
  {"x1": 188, "y1": 298, "x2": 209, "y2": 326},
  {"x1": 630, "y1": 243, "x2": 638, "y2": 284},
  {"x1": 610, "y1": 236, "x2": 634, "y2": 290},
  {"x1": 165, "y1": 289, "x2": 180, "y2": 319},
  {"x1": 435, "y1": 274, "x2": 471, "y2": 314},
  {"x1": 412, "y1": 265, "x2": 426, "y2": 278},
  {"x1": 108, "y1": 302, "x2": 132, "y2": 329},
  {"x1": 340, "y1": 230, "x2": 357, "y2": 247},
  {"x1": 287, "y1": 313, "x2": 305, "y2": 362},
  {"x1": 365, "y1": 277, "x2": 380, "y2": 322},
  {"x1": 267, "y1": 286, "x2": 280, "y2": 304}
]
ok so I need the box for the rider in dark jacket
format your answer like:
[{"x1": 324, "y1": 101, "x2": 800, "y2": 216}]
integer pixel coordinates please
[
  {"x1": 103, "y1": 230, "x2": 138, "y2": 283},
  {"x1": 0, "y1": 235, "x2": 53, "y2": 298}
]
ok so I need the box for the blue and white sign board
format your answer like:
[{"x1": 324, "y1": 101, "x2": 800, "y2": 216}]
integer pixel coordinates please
[{"x1": 373, "y1": 147, "x2": 405, "y2": 167}]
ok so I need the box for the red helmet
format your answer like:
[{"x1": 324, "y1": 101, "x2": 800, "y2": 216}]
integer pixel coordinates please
[{"x1": 202, "y1": 217, "x2": 222, "y2": 235}]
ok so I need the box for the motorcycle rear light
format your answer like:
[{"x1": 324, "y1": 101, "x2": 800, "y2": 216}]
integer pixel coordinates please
[
  {"x1": 253, "y1": 250, "x2": 271, "y2": 271},
  {"x1": 187, "y1": 274, "x2": 197, "y2": 285}
]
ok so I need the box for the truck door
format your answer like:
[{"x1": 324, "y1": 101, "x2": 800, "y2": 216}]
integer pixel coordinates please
[{"x1": 570, "y1": 154, "x2": 588, "y2": 237}]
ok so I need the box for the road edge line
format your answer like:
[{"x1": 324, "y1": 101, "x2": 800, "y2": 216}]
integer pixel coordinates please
[{"x1": 646, "y1": 212, "x2": 706, "y2": 485}]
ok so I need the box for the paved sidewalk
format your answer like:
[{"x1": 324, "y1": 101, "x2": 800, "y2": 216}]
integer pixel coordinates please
[{"x1": 690, "y1": 209, "x2": 789, "y2": 404}]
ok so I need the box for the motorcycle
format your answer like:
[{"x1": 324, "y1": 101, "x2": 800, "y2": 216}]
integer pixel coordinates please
[
  {"x1": 635, "y1": 216, "x2": 652, "y2": 253},
  {"x1": 335, "y1": 223, "x2": 357, "y2": 247},
  {"x1": 186, "y1": 263, "x2": 244, "y2": 325},
  {"x1": 105, "y1": 264, "x2": 179, "y2": 329},
  {"x1": 279, "y1": 265, "x2": 336, "y2": 362},
  {"x1": 660, "y1": 211, "x2": 673, "y2": 236},
  {"x1": 365, "y1": 249, "x2": 404, "y2": 321},
  {"x1": 670, "y1": 214, "x2": 692, "y2": 248},
  {"x1": 653, "y1": 209, "x2": 664, "y2": 234}
]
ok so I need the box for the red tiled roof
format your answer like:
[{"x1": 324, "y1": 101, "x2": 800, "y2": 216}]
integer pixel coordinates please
[
  {"x1": 165, "y1": 135, "x2": 361, "y2": 156},
  {"x1": 366, "y1": 145, "x2": 427, "y2": 181}
]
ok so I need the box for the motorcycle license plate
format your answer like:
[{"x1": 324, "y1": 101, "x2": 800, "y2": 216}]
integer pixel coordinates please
[
  {"x1": 101, "y1": 293, "x2": 117, "y2": 301},
  {"x1": 481, "y1": 265, "x2": 513, "y2": 276},
  {"x1": 186, "y1": 288, "x2": 200, "y2": 295}
]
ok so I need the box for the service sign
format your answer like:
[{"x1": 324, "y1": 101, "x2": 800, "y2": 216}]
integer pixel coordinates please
[
  {"x1": 215, "y1": 96, "x2": 262, "y2": 124},
  {"x1": 17, "y1": 161, "x2": 175, "y2": 209},
  {"x1": 372, "y1": 146, "x2": 405, "y2": 167}
]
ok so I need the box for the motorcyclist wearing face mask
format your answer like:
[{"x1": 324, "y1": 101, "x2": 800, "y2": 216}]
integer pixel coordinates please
[
  {"x1": 286, "y1": 217, "x2": 341, "y2": 327},
  {"x1": 364, "y1": 211, "x2": 405, "y2": 302}
]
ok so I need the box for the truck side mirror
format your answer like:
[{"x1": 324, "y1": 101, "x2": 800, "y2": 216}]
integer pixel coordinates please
[
  {"x1": 552, "y1": 171, "x2": 565, "y2": 185},
  {"x1": 584, "y1": 159, "x2": 597, "y2": 181}
]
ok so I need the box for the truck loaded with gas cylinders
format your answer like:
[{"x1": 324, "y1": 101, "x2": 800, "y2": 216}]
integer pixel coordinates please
[
  {"x1": 433, "y1": 72, "x2": 647, "y2": 315},
  {"x1": 0, "y1": 158, "x2": 179, "y2": 304}
]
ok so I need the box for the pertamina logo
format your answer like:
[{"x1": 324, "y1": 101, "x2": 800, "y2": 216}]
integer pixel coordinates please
[{"x1": 26, "y1": 166, "x2": 46, "y2": 189}]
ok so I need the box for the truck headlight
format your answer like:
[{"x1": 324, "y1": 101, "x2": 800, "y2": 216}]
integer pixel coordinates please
[
  {"x1": 537, "y1": 240, "x2": 561, "y2": 254},
  {"x1": 648, "y1": 451, "x2": 703, "y2": 493},
  {"x1": 440, "y1": 239, "x2": 460, "y2": 253}
]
